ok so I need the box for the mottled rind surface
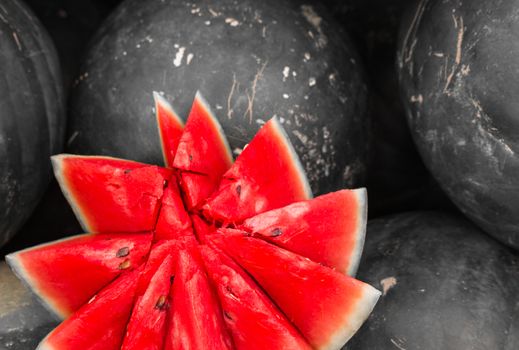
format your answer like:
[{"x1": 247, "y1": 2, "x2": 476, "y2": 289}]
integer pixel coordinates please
[
  {"x1": 398, "y1": 0, "x2": 519, "y2": 248},
  {"x1": 0, "y1": 0, "x2": 65, "y2": 248},
  {"x1": 0, "y1": 262, "x2": 58, "y2": 350},
  {"x1": 69, "y1": 0, "x2": 368, "y2": 195},
  {"x1": 348, "y1": 211, "x2": 519, "y2": 350}
]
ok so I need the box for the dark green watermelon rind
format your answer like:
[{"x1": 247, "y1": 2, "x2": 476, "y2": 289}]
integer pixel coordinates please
[
  {"x1": 193, "y1": 91, "x2": 233, "y2": 167},
  {"x1": 5, "y1": 233, "x2": 94, "y2": 320},
  {"x1": 270, "y1": 116, "x2": 313, "y2": 200},
  {"x1": 153, "y1": 91, "x2": 184, "y2": 167},
  {"x1": 347, "y1": 188, "x2": 368, "y2": 277},
  {"x1": 51, "y1": 154, "x2": 92, "y2": 232}
]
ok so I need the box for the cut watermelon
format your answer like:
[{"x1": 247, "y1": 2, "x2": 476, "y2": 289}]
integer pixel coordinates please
[
  {"x1": 190, "y1": 213, "x2": 216, "y2": 243},
  {"x1": 136, "y1": 238, "x2": 195, "y2": 295},
  {"x1": 200, "y1": 245, "x2": 312, "y2": 350},
  {"x1": 7, "y1": 92, "x2": 377, "y2": 349},
  {"x1": 165, "y1": 248, "x2": 233, "y2": 350},
  {"x1": 204, "y1": 117, "x2": 312, "y2": 223},
  {"x1": 154, "y1": 92, "x2": 184, "y2": 168},
  {"x1": 121, "y1": 254, "x2": 175, "y2": 350},
  {"x1": 154, "y1": 180, "x2": 193, "y2": 241},
  {"x1": 6, "y1": 232, "x2": 152, "y2": 319},
  {"x1": 52, "y1": 155, "x2": 172, "y2": 233},
  {"x1": 210, "y1": 233, "x2": 380, "y2": 350},
  {"x1": 173, "y1": 92, "x2": 233, "y2": 210},
  {"x1": 36, "y1": 267, "x2": 142, "y2": 350},
  {"x1": 240, "y1": 189, "x2": 367, "y2": 276}
]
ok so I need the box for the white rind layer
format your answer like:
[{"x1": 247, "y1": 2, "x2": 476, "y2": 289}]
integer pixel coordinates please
[
  {"x1": 153, "y1": 91, "x2": 184, "y2": 166},
  {"x1": 346, "y1": 188, "x2": 368, "y2": 277},
  {"x1": 270, "y1": 116, "x2": 313, "y2": 199},
  {"x1": 195, "y1": 91, "x2": 234, "y2": 165},
  {"x1": 4, "y1": 233, "x2": 92, "y2": 320},
  {"x1": 51, "y1": 154, "x2": 92, "y2": 233},
  {"x1": 321, "y1": 283, "x2": 381, "y2": 350}
]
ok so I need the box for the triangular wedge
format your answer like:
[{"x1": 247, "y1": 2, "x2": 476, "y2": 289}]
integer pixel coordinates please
[
  {"x1": 36, "y1": 267, "x2": 142, "y2": 350},
  {"x1": 190, "y1": 213, "x2": 216, "y2": 243},
  {"x1": 155, "y1": 180, "x2": 194, "y2": 241},
  {"x1": 203, "y1": 117, "x2": 312, "y2": 223},
  {"x1": 173, "y1": 92, "x2": 233, "y2": 210},
  {"x1": 164, "y1": 247, "x2": 233, "y2": 350},
  {"x1": 6, "y1": 232, "x2": 152, "y2": 319},
  {"x1": 240, "y1": 189, "x2": 367, "y2": 276},
  {"x1": 136, "y1": 238, "x2": 196, "y2": 295},
  {"x1": 200, "y1": 245, "x2": 312, "y2": 350},
  {"x1": 121, "y1": 254, "x2": 175, "y2": 350},
  {"x1": 52, "y1": 154, "x2": 172, "y2": 233},
  {"x1": 209, "y1": 233, "x2": 381, "y2": 350},
  {"x1": 154, "y1": 92, "x2": 184, "y2": 168}
]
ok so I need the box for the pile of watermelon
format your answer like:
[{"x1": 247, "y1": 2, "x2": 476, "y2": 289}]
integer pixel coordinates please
[{"x1": 7, "y1": 92, "x2": 380, "y2": 350}]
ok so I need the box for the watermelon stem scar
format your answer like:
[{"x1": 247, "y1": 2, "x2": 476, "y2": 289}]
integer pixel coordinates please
[{"x1": 7, "y1": 92, "x2": 379, "y2": 350}]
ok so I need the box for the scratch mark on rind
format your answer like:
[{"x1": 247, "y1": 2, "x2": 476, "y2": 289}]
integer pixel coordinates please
[
  {"x1": 444, "y1": 16, "x2": 464, "y2": 93},
  {"x1": 12, "y1": 32, "x2": 21, "y2": 51},
  {"x1": 390, "y1": 338, "x2": 407, "y2": 350},
  {"x1": 399, "y1": 0, "x2": 426, "y2": 68},
  {"x1": 227, "y1": 73, "x2": 238, "y2": 119},
  {"x1": 243, "y1": 60, "x2": 268, "y2": 123}
]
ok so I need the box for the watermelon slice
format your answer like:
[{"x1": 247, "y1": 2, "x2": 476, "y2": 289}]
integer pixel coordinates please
[
  {"x1": 7, "y1": 92, "x2": 377, "y2": 349},
  {"x1": 121, "y1": 254, "x2": 175, "y2": 350},
  {"x1": 210, "y1": 233, "x2": 381, "y2": 350},
  {"x1": 154, "y1": 180, "x2": 193, "y2": 241},
  {"x1": 165, "y1": 248, "x2": 233, "y2": 350},
  {"x1": 36, "y1": 267, "x2": 142, "y2": 350},
  {"x1": 190, "y1": 213, "x2": 216, "y2": 243},
  {"x1": 6, "y1": 232, "x2": 152, "y2": 319},
  {"x1": 204, "y1": 117, "x2": 312, "y2": 223},
  {"x1": 240, "y1": 189, "x2": 367, "y2": 276},
  {"x1": 52, "y1": 154, "x2": 172, "y2": 233},
  {"x1": 200, "y1": 245, "x2": 312, "y2": 350},
  {"x1": 173, "y1": 92, "x2": 233, "y2": 210},
  {"x1": 154, "y1": 92, "x2": 184, "y2": 168}
]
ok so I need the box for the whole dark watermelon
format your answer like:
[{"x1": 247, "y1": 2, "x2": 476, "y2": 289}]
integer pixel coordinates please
[
  {"x1": 348, "y1": 211, "x2": 519, "y2": 349},
  {"x1": 0, "y1": 0, "x2": 65, "y2": 248},
  {"x1": 68, "y1": 0, "x2": 368, "y2": 195},
  {"x1": 398, "y1": 0, "x2": 519, "y2": 248}
]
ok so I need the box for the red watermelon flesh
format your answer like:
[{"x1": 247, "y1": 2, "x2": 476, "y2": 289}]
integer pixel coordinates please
[
  {"x1": 240, "y1": 188, "x2": 367, "y2": 276},
  {"x1": 154, "y1": 180, "x2": 194, "y2": 241},
  {"x1": 36, "y1": 267, "x2": 142, "y2": 350},
  {"x1": 121, "y1": 254, "x2": 175, "y2": 350},
  {"x1": 165, "y1": 248, "x2": 233, "y2": 350},
  {"x1": 136, "y1": 238, "x2": 196, "y2": 296},
  {"x1": 52, "y1": 154, "x2": 172, "y2": 233},
  {"x1": 154, "y1": 92, "x2": 184, "y2": 168},
  {"x1": 173, "y1": 92, "x2": 233, "y2": 210},
  {"x1": 203, "y1": 117, "x2": 312, "y2": 223},
  {"x1": 6, "y1": 232, "x2": 152, "y2": 319},
  {"x1": 190, "y1": 213, "x2": 216, "y2": 243},
  {"x1": 200, "y1": 245, "x2": 312, "y2": 350},
  {"x1": 210, "y1": 233, "x2": 381, "y2": 350},
  {"x1": 8, "y1": 92, "x2": 379, "y2": 349}
]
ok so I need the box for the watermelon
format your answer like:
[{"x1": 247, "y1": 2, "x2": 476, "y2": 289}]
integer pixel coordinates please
[
  {"x1": 6, "y1": 92, "x2": 376, "y2": 350},
  {"x1": 6, "y1": 232, "x2": 152, "y2": 319},
  {"x1": 121, "y1": 254, "x2": 175, "y2": 350},
  {"x1": 200, "y1": 245, "x2": 312, "y2": 350},
  {"x1": 204, "y1": 117, "x2": 312, "y2": 223},
  {"x1": 165, "y1": 248, "x2": 233, "y2": 350},
  {"x1": 36, "y1": 267, "x2": 142, "y2": 350},
  {"x1": 173, "y1": 92, "x2": 233, "y2": 210},
  {"x1": 154, "y1": 91, "x2": 184, "y2": 168},
  {"x1": 52, "y1": 155, "x2": 172, "y2": 233},
  {"x1": 240, "y1": 188, "x2": 367, "y2": 275},
  {"x1": 210, "y1": 233, "x2": 381, "y2": 350}
]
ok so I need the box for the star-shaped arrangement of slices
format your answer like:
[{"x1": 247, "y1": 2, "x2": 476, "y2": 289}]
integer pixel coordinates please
[{"x1": 6, "y1": 92, "x2": 380, "y2": 350}]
